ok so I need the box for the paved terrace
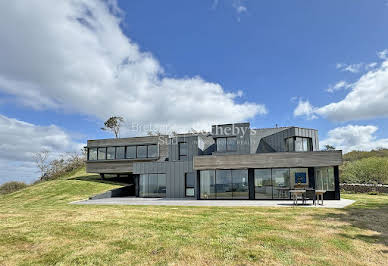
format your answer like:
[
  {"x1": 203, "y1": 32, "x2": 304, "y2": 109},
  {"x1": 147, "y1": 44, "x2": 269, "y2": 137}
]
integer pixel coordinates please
[{"x1": 72, "y1": 198, "x2": 355, "y2": 208}]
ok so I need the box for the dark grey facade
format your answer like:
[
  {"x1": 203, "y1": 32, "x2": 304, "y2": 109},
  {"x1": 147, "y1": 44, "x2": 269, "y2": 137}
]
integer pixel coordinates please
[{"x1": 85, "y1": 122, "x2": 342, "y2": 200}]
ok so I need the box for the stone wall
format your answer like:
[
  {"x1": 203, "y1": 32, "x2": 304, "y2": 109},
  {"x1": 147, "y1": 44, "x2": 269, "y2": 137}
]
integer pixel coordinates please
[{"x1": 340, "y1": 183, "x2": 388, "y2": 194}]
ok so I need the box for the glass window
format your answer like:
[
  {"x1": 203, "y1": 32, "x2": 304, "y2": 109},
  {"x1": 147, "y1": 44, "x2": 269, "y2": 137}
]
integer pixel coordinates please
[
  {"x1": 231, "y1": 169, "x2": 248, "y2": 199},
  {"x1": 157, "y1": 174, "x2": 166, "y2": 197},
  {"x1": 139, "y1": 174, "x2": 148, "y2": 197},
  {"x1": 116, "y1": 146, "x2": 125, "y2": 159},
  {"x1": 148, "y1": 174, "x2": 158, "y2": 197},
  {"x1": 107, "y1": 147, "x2": 115, "y2": 160},
  {"x1": 200, "y1": 170, "x2": 216, "y2": 199},
  {"x1": 216, "y1": 138, "x2": 227, "y2": 152},
  {"x1": 179, "y1": 142, "x2": 188, "y2": 160},
  {"x1": 139, "y1": 173, "x2": 166, "y2": 198},
  {"x1": 302, "y1": 138, "x2": 308, "y2": 151},
  {"x1": 88, "y1": 148, "x2": 97, "y2": 160},
  {"x1": 272, "y1": 168, "x2": 290, "y2": 199},
  {"x1": 185, "y1": 172, "x2": 195, "y2": 197},
  {"x1": 97, "y1": 147, "x2": 106, "y2": 160},
  {"x1": 254, "y1": 169, "x2": 272, "y2": 199},
  {"x1": 286, "y1": 138, "x2": 293, "y2": 152},
  {"x1": 290, "y1": 168, "x2": 309, "y2": 188},
  {"x1": 126, "y1": 146, "x2": 136, "y2": 159},
  {"x1": 137, "y1": 145, "x2": 147, "y2": 158},
  {"x1": 147, "y1": 145, "x2": 158, "y2": 158},
  {"x1": 315, "y1": 167, "x2": 335, "y2": 191},
  {"x1": 295, "y1": 137, "x2": 303, "y2": 152},
  {"x1": 215, "y1": 170, "x2": 233, "y2": 199},
  {"x1": 227, "y1": 137, "x2": 237, "y2": 151}
]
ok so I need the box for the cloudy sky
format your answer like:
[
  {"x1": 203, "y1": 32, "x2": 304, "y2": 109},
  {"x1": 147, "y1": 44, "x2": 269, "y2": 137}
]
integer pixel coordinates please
[{"x1": 0, "y1": 0, "x2": 388, "y2": 184}]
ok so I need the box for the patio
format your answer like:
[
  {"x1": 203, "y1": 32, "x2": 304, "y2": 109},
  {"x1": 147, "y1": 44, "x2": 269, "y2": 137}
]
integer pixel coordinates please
[{"x1": 72, "y1": 197, "x2": 355, "y2": 208}]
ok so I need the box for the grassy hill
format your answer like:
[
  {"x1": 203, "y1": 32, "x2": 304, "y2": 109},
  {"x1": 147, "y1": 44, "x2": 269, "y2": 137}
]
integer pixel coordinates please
[{"x1": 0, "y1": 168, "x2": 387, "y2": 265}]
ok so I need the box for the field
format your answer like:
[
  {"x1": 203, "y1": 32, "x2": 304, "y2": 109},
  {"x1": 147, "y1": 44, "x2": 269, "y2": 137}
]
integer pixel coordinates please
[{"x1": 0, "y1": 169, "x2": 387, "y2": 265}]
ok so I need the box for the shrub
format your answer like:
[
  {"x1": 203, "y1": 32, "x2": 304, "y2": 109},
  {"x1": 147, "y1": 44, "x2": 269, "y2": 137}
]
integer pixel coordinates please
[
  {"x1": 0, "y1": 181, "x2": 28, "y2": 195},
  {"x1": 340, "y1": 157, "x2": 388, "y2": 184},
  {"x1": 41, "y1": 152, "x2": 85, "y2": 181}
]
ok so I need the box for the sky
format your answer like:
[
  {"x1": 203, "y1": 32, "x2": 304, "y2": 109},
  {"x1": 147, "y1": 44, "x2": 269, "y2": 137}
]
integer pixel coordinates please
[{"x1": 0, "y1": 0, "x2": 388, "y2": 184}]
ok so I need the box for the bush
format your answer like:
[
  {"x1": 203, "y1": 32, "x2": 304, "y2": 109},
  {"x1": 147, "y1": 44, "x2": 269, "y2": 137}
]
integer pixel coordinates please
[
  {"x1": 0, "y1": 181, "x2": 28, "y2": 195},
  {"x1": 340, "y1": 157, "x2": 388, "y2": 184},
  {"x1": 41, "y1": 152, "x2": 85, "y2": 181}
]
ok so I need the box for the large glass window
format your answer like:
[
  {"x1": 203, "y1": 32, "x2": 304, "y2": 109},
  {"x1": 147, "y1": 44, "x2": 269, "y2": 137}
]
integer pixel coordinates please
[
  {"x1": 185, "y1": 172, "x2": 195, "y2": 197},
  {"x1": 286, "y1": 137, "x2": 312, "y2": 152},
  {"x1": 272, "y1": 168, "x2": 290, "y2": 199},
  {"x1": 139, "y1": 173, "x2": 166, "y2": 197},
  {"x1": 116, "y1": 146, "x2": 125, "y2": 159},
  {"x1": 216, "y1": 170, "x2": 233, "y2": 199},
  {"x1": 137, "y1": 145, "x2": 147, "y2": 158},
  {"x1": 97, "y1": 147, "x2": 106, "y2": 160},
  {"x1": 231, "y1": 169, "x2": 249, "y2": 199},
  {"x1": 148, "y1": 174, "x2": 158, "y2": 197},
  {"x1": 315, "y1": 167, "x2": 335, "y2": 191},
  {"x1": 254, "y1": 169, "x2": 272, "y2": 199},
  {"x1": 227, "y1": 137, "x2": 237, "y2": 151},
  {"x1": 286, "y1": 138, "x2": 293, "y2": 152},
  {"x1": 126, "y1": 146, "x2": 136, "y2": 159},
  {"x1": 147, "y1": 144, "x2": 158, "y2": 158},
  {"x1": 200, "y1": 170, "x2": 248, "y2": 199},
  {"x1": 179, "y1": 142, "x2": 188, "y2": 160},
  {"x1": 107, "y1": 147, "x2": 115, "y2": 160},
  {"x1": 139, "y1": 174, "x2": 148, "y2": 197},
  {"x1": 88, "y1": 148, "x2": 97, "y2": 160},
  {"x1": 216, "y1": 138, "x2": 227, "y2": 152},
  {"x1": 216, "y1": 137, "x2": 237, "y2": 152},
  {"x1": 200, "y1": 170, "x2": 216, "y2": 199}
]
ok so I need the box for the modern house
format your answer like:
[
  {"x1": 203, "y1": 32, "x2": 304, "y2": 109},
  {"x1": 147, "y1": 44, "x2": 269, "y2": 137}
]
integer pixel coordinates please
[{"x1": 85, "y1": 123, "x2": 342, "y2": 200}]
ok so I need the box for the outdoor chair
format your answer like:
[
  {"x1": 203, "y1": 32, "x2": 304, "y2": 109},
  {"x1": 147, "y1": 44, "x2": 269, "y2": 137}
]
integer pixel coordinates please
[{"x1": 303, "y1": 189, "x2": 315, "y2": 205}]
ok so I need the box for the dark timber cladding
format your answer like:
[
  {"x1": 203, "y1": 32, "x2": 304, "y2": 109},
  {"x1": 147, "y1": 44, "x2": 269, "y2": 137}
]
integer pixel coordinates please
[{"x1": 193, "y1": 151, "x2": 342, "y2": 170}]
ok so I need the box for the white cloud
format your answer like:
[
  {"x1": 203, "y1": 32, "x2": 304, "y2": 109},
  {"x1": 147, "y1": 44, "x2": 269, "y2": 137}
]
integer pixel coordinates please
[
  {"x1": 232, "y1": 0, "x2": 247, "y2": 22},
  {"x1": 293, "y1": 99, "x2": 317, "y2": 120},
  {"x1": 378, "y1": 49, "x2": 388, "y2": 60},
  {"x1": 295, "y1": 56, "x2": 388, "y2": 121},
  {"x1": 0, "y1": 0, "x2": 266, "y2": 135},
  {"x1": 327, "y1": 80, "x2": 352, "y2": 93},
  {"x1": 0, "y1": 115, "x2": 83, "y2": 184},
  {"x1": 320, "y1": 125, "x2": 388, "y2": 153},
  {"x1": 336, "y1": 63, "x2": 363, "y2": 73}
]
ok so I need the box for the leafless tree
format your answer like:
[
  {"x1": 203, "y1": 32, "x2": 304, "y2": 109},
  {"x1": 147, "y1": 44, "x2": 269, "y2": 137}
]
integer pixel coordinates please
[{"x1": 33, "y1": 150, "x2": 50, "y2": 180}]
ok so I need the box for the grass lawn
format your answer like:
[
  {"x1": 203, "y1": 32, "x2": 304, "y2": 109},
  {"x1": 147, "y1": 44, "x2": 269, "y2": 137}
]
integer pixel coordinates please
[{"x1": 0, "y1": 168, "x2": 387, "y2": 265}]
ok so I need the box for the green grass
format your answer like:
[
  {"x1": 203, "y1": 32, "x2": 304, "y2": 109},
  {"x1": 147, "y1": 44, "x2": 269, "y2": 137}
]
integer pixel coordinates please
[{"x1": 0, "y1": 169, "x2": 387, "y2": 265}]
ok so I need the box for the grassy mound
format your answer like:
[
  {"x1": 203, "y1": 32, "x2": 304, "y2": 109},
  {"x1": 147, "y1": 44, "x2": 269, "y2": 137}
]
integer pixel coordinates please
[
  {"x1": 0, "y1": 168, "x2": 121, "y2": 208},
  {"x1": 0, "y1": 169, "x2": 387, "y2": 265}
]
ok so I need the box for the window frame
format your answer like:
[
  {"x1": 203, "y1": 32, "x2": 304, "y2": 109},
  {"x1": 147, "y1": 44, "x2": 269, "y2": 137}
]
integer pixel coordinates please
[
  {"x1": 185, "y1": 172, "x2": 195, "y2": 197},
  {"x1": 88, "y1": 147, "x2": 97, "y2": 160},
  {"x1": 106, "y1": 146, "x2": 116, "y2": 160},
  {"x1": 97, "y1": 147, "x2": 107, "y2": 160},
  {"x1": 178, "y1": 142, "x2": 188, "y2": 160},
  {"x1": 216, "y1": 137, "x2": 237, "y2": 152},
  {"x1": 136, "y1": 145, "x2": 148, "y2": 158},
  {"x1": 115, "y1": 146, "x2": 125, "y2": 159}
]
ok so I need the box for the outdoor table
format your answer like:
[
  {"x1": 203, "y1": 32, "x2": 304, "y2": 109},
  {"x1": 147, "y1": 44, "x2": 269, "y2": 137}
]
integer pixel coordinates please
[
  {"x1": 289, "y1": 189, "x2": 306, "y2": 205},
  {"x1": 315, "y1": 190, "x2": 326, "y2": 205}
]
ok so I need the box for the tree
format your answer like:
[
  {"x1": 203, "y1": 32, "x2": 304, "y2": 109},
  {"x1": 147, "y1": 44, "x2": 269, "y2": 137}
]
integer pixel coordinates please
[
  {"x1": 323, "y1": 144, "x2": 336, "y2": 151},
  {"x1": 33, "y1": 150, "x2": 50, "y2": 180},
  {"x1": 101, "y1": 116, "x2": 124, "y2": 138}
]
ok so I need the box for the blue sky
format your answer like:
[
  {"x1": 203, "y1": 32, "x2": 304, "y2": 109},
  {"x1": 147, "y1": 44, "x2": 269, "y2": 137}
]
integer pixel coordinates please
[{"x1": 0, "y1": 0, "x2": 388, "y2": 184}]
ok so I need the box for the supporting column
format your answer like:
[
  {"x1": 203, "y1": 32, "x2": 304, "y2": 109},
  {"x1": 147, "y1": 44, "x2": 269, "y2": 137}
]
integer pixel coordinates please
[
  {"x1": 334, "y1": 166, "x2": 340, "y2": 200},
  {"x1": 248, "y1": 168, "x2": 255, "y2": 200}
]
